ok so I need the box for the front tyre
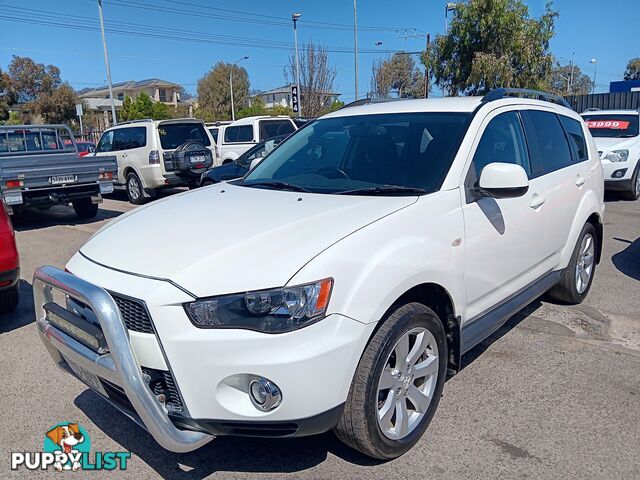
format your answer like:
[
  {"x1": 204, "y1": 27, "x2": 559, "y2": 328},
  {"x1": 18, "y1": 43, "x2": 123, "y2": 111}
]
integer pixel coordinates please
[
  {"x1": 334, "y1": 303, "x2": 447, "y2": 460},
  {"x1": 547, "y1": 222, "x2": 598, "y2": 304}
]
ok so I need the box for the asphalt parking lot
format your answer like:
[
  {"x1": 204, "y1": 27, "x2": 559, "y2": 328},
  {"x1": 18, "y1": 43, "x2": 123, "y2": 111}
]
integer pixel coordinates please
[{"x1": 1, "y1": 192, "x2": 638, "y2": 479}]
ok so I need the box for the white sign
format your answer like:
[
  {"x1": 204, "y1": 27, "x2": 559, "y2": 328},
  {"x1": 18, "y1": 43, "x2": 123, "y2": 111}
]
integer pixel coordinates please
[{"x1": 75, "y1": 104, "x2": 83, "y2": 116}]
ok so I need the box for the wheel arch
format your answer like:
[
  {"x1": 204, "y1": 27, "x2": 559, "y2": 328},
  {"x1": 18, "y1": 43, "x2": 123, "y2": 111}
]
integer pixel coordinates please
[{"x1": 586, "y1": 212, "x2": 603, "y2": 264}]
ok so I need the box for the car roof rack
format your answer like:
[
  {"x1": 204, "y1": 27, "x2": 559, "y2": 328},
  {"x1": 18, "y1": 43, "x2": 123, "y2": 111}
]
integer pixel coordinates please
[
  {"x1": 581, "y1": 108, "x2": 601, "y2": 113},
  {"x1": 340, "y1": 97, "x2": 404, "y2": 110},
  {"x1": 482, "y1": 88, "x2": 571, "y2": 109},
  {"x1": 115, "y1": 118, "x2": 154, "y2": 126}
]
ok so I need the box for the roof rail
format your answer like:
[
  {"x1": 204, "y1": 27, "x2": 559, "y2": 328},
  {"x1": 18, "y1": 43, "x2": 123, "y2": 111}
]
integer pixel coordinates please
[
  {"x1": 115, "y1": 118, "x2": 154, "y2": 126},
  {"x1": 340, "y1": 97, "x2": 403, "y2": 110},
  {"x1": 482, "y1": 88, "x2": 571, "y2": 109},
  {"x1": 581, "y1": 107, "x2": 601, "y2": 113}
]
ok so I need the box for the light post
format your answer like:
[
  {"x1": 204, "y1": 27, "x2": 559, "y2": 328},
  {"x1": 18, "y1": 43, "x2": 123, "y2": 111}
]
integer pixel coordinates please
[
  {"x1": 353, "y1": 0, "x2": 359, "y2": 100},
  {"x1": 230, "y1": 56, "x2": 249, "y2": 122},
  {"x1": 292, "y1": 13, "x2": 302, "y2": 117},
  {"x1": 97, "y1": 0, "x2": 117, "y2": 126},
  {"x1": 590, "y1": 58, "x2": 598, "y2": 94},
  {"x1": 445, "y1": 3, "x2": 457, "y2": 34}
]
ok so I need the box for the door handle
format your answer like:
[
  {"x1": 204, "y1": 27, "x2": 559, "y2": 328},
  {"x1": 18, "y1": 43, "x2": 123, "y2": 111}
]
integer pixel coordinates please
[
  {"x1": 529, "y1": 194, "x2": 545, "y2": 209},
  {"x1": 576, "y1": 175, "x2": 585, "y2": 187}
]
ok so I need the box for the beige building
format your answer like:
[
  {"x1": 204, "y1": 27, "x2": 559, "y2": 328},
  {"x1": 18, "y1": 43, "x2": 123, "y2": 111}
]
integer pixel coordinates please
[{"x1": 79, "y1": 78, "x2": 184, "y2": 106}]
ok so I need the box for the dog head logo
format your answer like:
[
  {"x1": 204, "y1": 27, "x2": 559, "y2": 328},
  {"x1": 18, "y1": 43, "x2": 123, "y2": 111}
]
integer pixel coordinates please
[{"x1": 43, "y1": 422, "x2": 91, "y2": 471}]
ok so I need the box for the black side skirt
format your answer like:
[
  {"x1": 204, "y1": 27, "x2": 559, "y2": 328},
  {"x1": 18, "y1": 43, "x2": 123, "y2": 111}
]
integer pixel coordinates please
[{"x1": 461, "y1": 270, "x2": 561, "y2": 354}]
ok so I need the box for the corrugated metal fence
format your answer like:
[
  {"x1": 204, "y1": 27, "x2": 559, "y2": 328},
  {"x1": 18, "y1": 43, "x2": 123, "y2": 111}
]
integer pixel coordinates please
[{"x1": 565, "y1": 92, "x2": 640, "y2": 113}]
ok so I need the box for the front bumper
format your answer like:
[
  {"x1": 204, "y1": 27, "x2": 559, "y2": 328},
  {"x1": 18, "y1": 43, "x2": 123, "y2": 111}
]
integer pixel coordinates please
[{"x1": 33, "y1": 265, "x2": 211, "y2": 453}]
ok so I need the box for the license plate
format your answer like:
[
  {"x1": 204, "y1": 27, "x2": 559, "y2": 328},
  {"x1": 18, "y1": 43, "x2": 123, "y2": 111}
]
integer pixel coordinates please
[
  {"x1": 64, "y1": 357, "x2": 108, "y2": 396},
  {"x1": 49, "y1": 174, "x2": 76, "y2": 184},
  {"x1": 190, "y1": 155, "x2": 207, "y2": 163},
  {"x1": 99, "y1": 182, "x2": 114, "y2": 194}
]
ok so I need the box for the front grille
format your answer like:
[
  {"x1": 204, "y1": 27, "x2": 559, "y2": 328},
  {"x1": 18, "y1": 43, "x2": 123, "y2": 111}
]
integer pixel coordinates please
[{"x1": 110, "y1": 293, "x2": 154, "y2": 334}]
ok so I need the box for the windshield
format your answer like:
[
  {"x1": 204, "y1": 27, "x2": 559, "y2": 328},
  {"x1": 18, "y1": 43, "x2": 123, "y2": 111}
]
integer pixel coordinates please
[
  {"x1": 158, "y1": 123, "x2": 211, "y2": 149},
  {"x1": 242, "y1": 112, "x2": 470, "y2": 195},
  {"x1": 582, "y1": 114, "x2": 639, "y2": 138}
]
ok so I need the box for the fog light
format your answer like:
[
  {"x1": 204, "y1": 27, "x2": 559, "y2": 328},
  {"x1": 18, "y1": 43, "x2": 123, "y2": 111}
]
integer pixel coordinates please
[
  {"x1": 249, "y1": 377, "x2": 282, "y2": 411},
  {"x1": 612, "y1": 168, "x2": 627, "y2": 179}
]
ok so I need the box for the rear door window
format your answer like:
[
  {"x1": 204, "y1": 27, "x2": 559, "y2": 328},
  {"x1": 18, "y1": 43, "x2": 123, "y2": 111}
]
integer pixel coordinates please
[
  {"x1": 158, "y1": 123, "x2": 210, "y2": 149},
  {"x1": 558, "y1": 115, "x2": 588, "y2": 162},
  {"x1": 224, "y1": 125, "x2": 254, "y2": 143},
  {"x1": 208, "y1": 127, "x2": 219, "y2": 143},
  {"x1": 259, "y1": 120, "x2": 295, "y2": 141},
  {"x1": 520, "y1": 110, "x2": 574, "y2": 177},
  {"x1": 112, "y1": 127, "x2": 147, "y2": 151}
]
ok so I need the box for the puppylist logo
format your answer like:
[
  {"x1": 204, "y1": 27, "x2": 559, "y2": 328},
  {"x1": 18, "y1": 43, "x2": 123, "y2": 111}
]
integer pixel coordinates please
[{"x1": 11, "y1": 422, "x2": 131, "y2": 472}]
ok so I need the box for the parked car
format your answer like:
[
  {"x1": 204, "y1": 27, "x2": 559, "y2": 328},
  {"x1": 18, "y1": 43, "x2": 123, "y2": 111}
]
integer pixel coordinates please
[
  {"x1": 581, "y1": 108, "x2": 640, "y2": 200},
  {"x1": 205, "y1": 121, "x2": 232, "y2": 145},
  {"x1": 201, "y1": 135, "x2": 288, "y2": 185},
  {"x1": 33, "y1": 89, "x2": 604, "y2": 460},
  {"x1": 94, "y1": 119, "x2": 216, "y2": 204},
  {"x1": 0, "y1": 125, "x2": 116, "y2": 219},
  {"x1": 76, "y1": 141, "x2": 96, "y2": 157},
  {"x1": 217, "y1": 115, "x2": 296, "y2": 164},
  {"x1": 0, "y1": 201, "x2": 19, "y2": 314}
]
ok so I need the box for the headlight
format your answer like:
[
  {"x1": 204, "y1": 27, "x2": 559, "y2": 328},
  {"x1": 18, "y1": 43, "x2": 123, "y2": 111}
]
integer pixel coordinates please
[
  {"x1": 604, "y1": 149, "x2": 629, "y2": 162},
  {"x1": 184, "y1": 278, "x2": 333, "y2": 333}
]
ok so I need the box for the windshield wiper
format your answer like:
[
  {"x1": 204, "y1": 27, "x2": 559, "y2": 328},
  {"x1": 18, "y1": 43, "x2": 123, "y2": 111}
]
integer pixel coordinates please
[
  {"x1": 244, "y1": 180, "x2": 312, "y2": 193},
  {"x1": 337, "y1": 185, "x2": 427, "y2": 196}
]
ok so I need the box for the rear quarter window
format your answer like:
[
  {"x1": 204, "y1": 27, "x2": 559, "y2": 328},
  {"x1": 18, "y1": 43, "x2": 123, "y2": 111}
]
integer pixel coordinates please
[{"x1": 224, "y1": 125, "x2": 254, "y2": 143}]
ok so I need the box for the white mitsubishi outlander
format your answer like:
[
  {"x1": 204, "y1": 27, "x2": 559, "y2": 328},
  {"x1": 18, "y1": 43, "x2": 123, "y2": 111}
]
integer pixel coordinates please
[{"x1": 34, "y1": 89, "x2": 605, "y2": 460}]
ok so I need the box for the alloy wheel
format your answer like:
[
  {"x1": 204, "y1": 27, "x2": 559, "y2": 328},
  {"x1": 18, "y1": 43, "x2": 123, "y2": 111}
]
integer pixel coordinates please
[
  {"x1": 128, "y1": 176, "x2": 141, "y2": 201},
  {"x1": 376, "y1": 327, "x2": 439, "y2": 440},
  {"x1": 575, "y1": 233, "x2": 595, "y2": 294}
]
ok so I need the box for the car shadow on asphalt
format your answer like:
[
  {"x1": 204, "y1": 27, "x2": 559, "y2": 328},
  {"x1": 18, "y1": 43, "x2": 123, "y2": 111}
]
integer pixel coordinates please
[
  {"x1": 74, "y1": 391, "x2": 381, "y2": 478},
  {"x1": 612, "y1": 236, "x2": 640, "y2": 281},
  {"x1": 0, "y1": 280, "x2": 34, "y2": 334},
  {"x1": 11, "y1": 206, "x2": 123, "y2": 232}
]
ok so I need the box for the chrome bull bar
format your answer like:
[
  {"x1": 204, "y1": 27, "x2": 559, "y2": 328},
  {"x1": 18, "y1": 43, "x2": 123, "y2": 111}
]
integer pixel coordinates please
[{"x1": 33, "y1": 265, "x2": 212, "y2": 453}]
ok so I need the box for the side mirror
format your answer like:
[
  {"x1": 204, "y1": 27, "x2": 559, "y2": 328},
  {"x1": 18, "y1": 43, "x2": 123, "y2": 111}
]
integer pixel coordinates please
[{"x1": 477, "y1": 162, "x2": 529, "y2": 198}]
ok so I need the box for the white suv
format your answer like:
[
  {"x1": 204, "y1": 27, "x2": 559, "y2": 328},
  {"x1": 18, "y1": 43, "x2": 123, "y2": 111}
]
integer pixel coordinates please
[
  {"x1": 34, "y1": 89, "x2": 604, "y2": 460},
  {"x1": 582, "y1": 109, "x2": 640, "y2": 200},
  {"x1": 217, "y1": 115, "x2": 296, "y2": 164},
  {"x1": 94, "y1": 119, "x2": 216, "y2": 204}
]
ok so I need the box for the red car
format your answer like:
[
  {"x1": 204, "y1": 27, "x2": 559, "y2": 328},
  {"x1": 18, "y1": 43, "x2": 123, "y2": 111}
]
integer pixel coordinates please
[
  {"x1": 0, "y1": 202, "x2": 19, "y2": 313},
  {"x1": 76, "y1": 141, "x2": 96, "y2": 157}
]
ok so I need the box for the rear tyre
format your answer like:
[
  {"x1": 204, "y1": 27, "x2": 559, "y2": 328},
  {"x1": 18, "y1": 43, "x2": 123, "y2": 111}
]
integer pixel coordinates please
[
  {"x1": 72, "y1": 198, "x2": 99, "y2": 219},
  {"x1": 126, "y1": 172, "x2": 146, "y2": 205},
  {"x1": 620, "y1": 164, "x2": 640, "y2": 201},
  {"x1": 547, "y1": 222, "x2": 597, "y2": 304},
  {"x1": 334, "y1": 302, "x2": 447, "y2": 460},
  {"x1": 0, "y1": 286, "x2": 19, "y2": 314}
]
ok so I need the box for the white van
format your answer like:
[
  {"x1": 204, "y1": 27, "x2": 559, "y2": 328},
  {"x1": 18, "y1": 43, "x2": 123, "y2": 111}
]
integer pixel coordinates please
[
  {"x1": 218, "y1": 115, "x2": 296, "y2": 164},
  {"x1": 95, "y1": 119, "x2": 216, "y2": 204}
]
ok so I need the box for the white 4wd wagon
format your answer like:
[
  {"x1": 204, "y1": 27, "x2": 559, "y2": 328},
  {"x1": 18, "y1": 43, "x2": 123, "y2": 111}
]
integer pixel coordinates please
[
  {"x1": 582, "y1": 109, "x2": 640, "y2": 200},
  {"x1": 34, "y1": 89, "x2": 604, "y2": 459},
  {"x1": 94, "y1": 118, "x2": 216, "y2": 204}
]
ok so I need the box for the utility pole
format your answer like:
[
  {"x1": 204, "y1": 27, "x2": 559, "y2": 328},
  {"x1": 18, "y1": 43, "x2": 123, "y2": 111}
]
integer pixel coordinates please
[
  {"x1": 97, "y1": 0, "x2": 117, "y2": 126},
  {"x1": 292, "y1": 13, "x2": 302, "y2": 117},
  {"x1": 568, "y1": 51, "x2": 575, "y2": 94},
  {"x1": 590, "y1": 58, "x2": 598, "y2": 94},
  {"x1": 353, "y1": 0, "x2": 359, "y2": 100}
]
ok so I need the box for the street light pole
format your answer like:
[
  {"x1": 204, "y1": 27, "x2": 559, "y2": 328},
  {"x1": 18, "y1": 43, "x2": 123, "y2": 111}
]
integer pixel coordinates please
[
  {"x1": 97, "y1": 0, "x2": 117, "y2": 126},
  {"x1": 230, "y1": 56, "x2": 249, "y2": 122},
  {"x1": 353, "y1": 0, "x2": 359, "y2": 100},
  {"x1": 292, "y1": 13, "x2": 302, "y2": 117},
  {"x1": 590, "y1": 58, "x2": 598, "y2": 94}
]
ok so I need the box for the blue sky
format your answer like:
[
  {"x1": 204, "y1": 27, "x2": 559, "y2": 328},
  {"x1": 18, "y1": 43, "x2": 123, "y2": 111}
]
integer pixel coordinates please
[{"x1": 0, "y1": 0, "x2": 637, "y2": 102}]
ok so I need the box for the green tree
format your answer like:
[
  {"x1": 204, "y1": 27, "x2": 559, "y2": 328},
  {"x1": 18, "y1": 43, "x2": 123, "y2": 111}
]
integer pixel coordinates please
[
  {"x1": 119, "y1": 92, "x2": 170, "y2": 121},
  {"x1": 548, "y1": 62, "x2": 592, "y2": 95},
  {"x1": 7, "y1": 55, "x2": 61, "y2": 102},
  {"x1": 371, "y1": 54, "x2": 426, "y2": 98},
  {"x1": 0, "y1": 68, "x2": 15, "y2": 121},
  {"x1": 34, "y1": 83, "x2": 77, "y2": 124},
  {"x1": 424, "y1": 0, "x2": 557, "y2": 95},
  {"x1": 623, "y1": 57, "x2": 640, "y2": 81},
  {"x1": 197, "y1": 62, "x2": 249, "y2": 121},
  {"x1": 151, "y1": 101, "x2": 171, "y2": 120}
]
